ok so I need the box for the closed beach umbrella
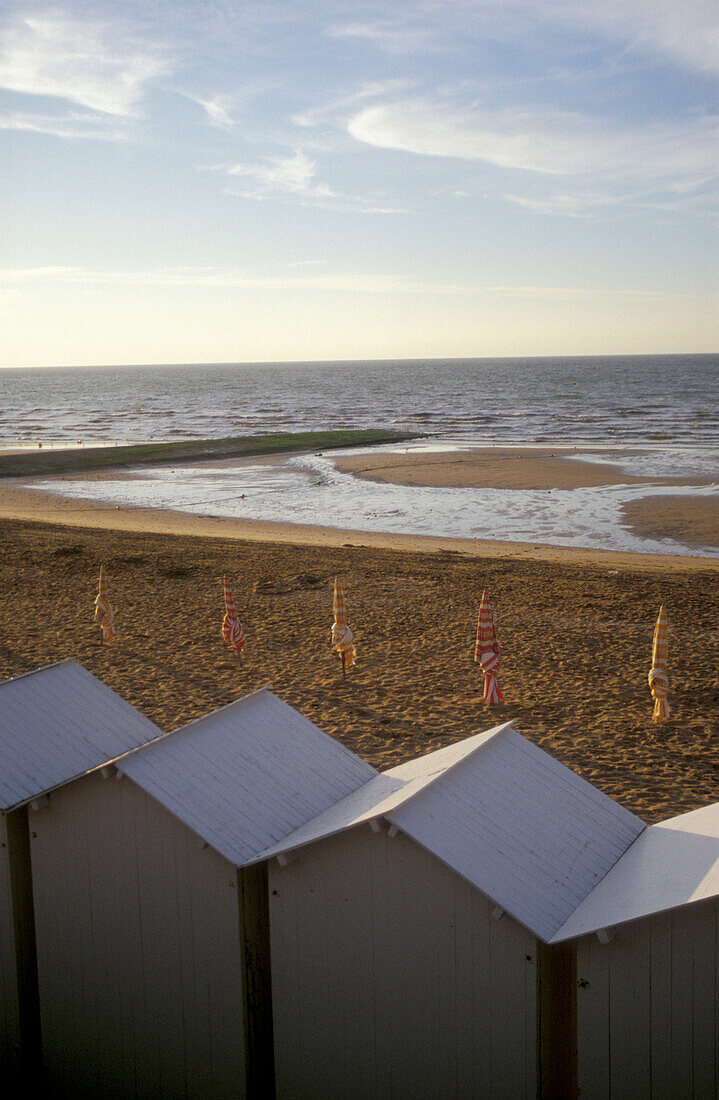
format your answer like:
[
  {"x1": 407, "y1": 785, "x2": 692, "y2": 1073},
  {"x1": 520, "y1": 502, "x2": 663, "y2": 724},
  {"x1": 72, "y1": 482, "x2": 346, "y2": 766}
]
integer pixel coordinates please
[
  {"x1": 94, "y1": 565, "x2": 117, "y2": 643},
  {"x1": 475, "y1": 590, "x2": 503, "y2": 705},
  {"x1": 222, "y1": 575, "x2": 246, "y2": 656},
  {"x1": 332, "y1": 578, "x2": 357, "y2": 675},
  {"x1": 648, "y1": 604, "x2": 670, "y2": 722}
]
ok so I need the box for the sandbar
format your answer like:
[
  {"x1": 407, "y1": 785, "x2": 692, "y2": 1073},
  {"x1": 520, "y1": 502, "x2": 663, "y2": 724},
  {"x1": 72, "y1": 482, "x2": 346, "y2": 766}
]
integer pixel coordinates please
[
  {"x1": 333, "y1": 447, "x2": 715, "y2": 491},
  {"x1": 623, "y1": 495, "x2": 719, "y2": 551}
]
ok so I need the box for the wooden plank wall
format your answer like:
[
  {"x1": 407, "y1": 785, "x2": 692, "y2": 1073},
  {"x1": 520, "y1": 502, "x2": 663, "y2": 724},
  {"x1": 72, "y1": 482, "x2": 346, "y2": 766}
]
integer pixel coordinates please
[
  {"x1": 29, "y1": 772, "x2": 248, "y2": 1098},
  {"x1": 269, "y1": 825, "x2": 538, "y2": 1100},
  {"x1": 576, "y1": 896, "x2": 719, "y2": 1098}
]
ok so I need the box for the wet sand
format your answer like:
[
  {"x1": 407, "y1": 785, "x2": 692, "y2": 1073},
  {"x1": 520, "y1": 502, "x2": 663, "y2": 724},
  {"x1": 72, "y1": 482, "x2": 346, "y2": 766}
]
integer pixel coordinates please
[
  {"x1": 623, "y1": 495, "x2": 719, "y2": 551},
  {"x1": 333, "y1": 447, "x2": 715, "y2": 491},
  {"x1": 335, "y1": 446, "x2": 719, "y2": 552},
  {"x1": 1, "y1": 488, "x2": 718, "y2": 822},
  {"x1": 0, "y1": 477, "x2": 716, "y2": 571}
]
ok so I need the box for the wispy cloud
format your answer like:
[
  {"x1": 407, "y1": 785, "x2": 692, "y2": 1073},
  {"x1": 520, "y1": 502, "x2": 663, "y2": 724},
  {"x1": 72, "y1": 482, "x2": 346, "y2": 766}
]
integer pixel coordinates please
[
  {"x1": 329, "y1": 1, "x2": 719, "y2": 76},
  {"x1": 0, "y1": 264, "x2": 463, "y2": 294},
  {"x1": 0, "y1": 108, "x2": 126, "y2": 141},
  {"x1": 183, "y1": 92, "x2": 236, "y2": 128},
  {"x1": 175, "y1": 80, "x2": 279, "y2": 129},
  {"x1": 348, "y1": 98, "x2": 719, "y2": 184},
  {"x1": 503, "y1": 179, "x2": 719, "y2": 217},
  {"x1": 292, "y1": 79, "x2": 413, "y2": 128},
  {"x1": 226, "y1": 150, "x2": 335, "y2": 200},
  {"x1": 326, "y1": 19, "x2": 443, "y2": 56},
  {"x1": 544, "y1": 0, "x2": 719, "y2": 78},
  {"x1": 0, "y1": 264, "x2": 693, "y2": 301},
  {"x1": 501, "y1": 189, "x2": 635, "y2": 217},
  {"x1": 0, "y1": 12, "x2": 169, "y2": 116},
  {"x1": 220, "y1": 149, "x2": 408, "y2": 213}
]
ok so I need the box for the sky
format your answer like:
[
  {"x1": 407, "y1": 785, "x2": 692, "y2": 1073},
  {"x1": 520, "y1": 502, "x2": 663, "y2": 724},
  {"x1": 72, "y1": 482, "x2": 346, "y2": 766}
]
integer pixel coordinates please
[{"x1": 1, "y1": 0, "x2": 718, "y2": 367}]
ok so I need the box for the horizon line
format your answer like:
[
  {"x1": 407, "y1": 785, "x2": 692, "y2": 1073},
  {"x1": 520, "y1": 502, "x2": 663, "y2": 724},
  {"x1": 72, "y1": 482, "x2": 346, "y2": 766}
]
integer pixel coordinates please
[{"x1": 2, "y1": 350, "x2": 717, "y2": 371}]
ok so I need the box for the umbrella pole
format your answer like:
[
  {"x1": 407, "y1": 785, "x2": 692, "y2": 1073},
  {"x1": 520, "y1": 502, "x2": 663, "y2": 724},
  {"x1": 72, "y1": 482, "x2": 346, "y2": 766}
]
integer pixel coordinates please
[{"x1": 342, "y1": 652, "x2": 346, "y2": 679}]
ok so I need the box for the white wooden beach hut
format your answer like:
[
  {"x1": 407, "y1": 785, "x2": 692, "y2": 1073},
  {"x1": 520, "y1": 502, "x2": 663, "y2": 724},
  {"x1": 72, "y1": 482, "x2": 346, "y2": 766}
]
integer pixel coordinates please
[
  {"x1": 253, "y1": 721, "x2": 645, "y2": 1100},
  {"x1": 26, "y1": 686, "x2": 375, "y2": 1099},
  {"x1": 0, "y1": 660, "x2": 162, "y2": 1083},
  {"x1": 552, "y1": 801, "x2": 719, "y2": 1098}
]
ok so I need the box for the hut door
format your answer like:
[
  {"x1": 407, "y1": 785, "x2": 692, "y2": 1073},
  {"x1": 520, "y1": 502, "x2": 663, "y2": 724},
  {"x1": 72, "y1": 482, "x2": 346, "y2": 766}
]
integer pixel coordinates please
[
  {"x1": 5, "y1": 806, "x2": 41, "y2": 1084},
  {"x1": 238, "y1": 863, "x2": 276, "y2": 1099},
  {"x1": 538, "y1": 940, "x2": 577, "y2": 1099}
]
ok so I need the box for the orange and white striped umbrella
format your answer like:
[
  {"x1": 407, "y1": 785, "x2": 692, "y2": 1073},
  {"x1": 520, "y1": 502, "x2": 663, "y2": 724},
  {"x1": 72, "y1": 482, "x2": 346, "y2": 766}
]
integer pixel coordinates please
[
  {"x1": 648, "y1": 604, "x2": 670, "y2": 722},
  {"x1": 474, "y1": 590, "x2": 503, "y2": 705},
  {"x1": 332, "y1": 578, "x2": 357, "y2": 667},
  {"x1": 222, "y1": 576, "x2": 246, "y2": 656},
  {"x1": 94, "y1": 565, "x2": 117, "y2": 643}
]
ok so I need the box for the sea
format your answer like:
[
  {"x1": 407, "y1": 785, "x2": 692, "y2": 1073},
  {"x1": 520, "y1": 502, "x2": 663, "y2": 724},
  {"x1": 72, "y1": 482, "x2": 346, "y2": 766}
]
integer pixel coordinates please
[{"x1": 1, "y1": 355, "x2": 718, "y2": 556}]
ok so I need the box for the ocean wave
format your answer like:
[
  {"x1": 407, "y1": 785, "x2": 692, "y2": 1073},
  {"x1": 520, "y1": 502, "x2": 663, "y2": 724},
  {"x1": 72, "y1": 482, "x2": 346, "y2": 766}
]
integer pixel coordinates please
[{"x1": 3, "y1": 355, "x2": 716, "y2": 452}]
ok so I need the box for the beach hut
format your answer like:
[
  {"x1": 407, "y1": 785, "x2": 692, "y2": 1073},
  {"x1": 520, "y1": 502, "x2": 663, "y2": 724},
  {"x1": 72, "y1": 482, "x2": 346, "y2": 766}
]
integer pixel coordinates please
[
  {"x1": 0, "y1": 660, "x2": 162, "y2": 1083},
  {"x1": 551, "y1": 802, "x2": 719, "y2": 1097},
  {"x1": 253, "y1": 721, "x2": 644, "y2": 1099},
  {"x1": 25, "y1": 686, "x2": 375, "y2": 1098},
  {"x1": 10, "y1": 660, "x2": 713, "y2": 1098}
]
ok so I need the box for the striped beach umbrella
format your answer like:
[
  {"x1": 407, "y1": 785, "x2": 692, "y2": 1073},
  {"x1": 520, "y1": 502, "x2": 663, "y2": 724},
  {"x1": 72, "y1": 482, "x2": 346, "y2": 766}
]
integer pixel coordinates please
[
  {"x1": 332, "y1": 578, "x2": 357, "y2": 674},
  {"x1": 648, "y1": 604, "x2": 670, "y2": 722},
  {"x1": 94, "y1": 565, "x2": 117, "y2": 643},
  {"x1": 474, "y1": 590, "x2": 503, "y2": 705},
  {"x1": 222, "y1": 576, "x2": 246, "y2": 656}
]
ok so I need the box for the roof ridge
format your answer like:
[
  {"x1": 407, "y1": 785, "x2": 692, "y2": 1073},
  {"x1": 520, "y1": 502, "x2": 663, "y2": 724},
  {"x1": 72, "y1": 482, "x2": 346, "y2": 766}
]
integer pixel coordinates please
[
  {"x1": 112, "y1": 687, "x2": 276, "y2": 769},
  {"x1": 132, "y1": 688, "x2": 376, "y2": 785},
  {"x1": 1, "y1": 663, "x2": 164, "y2": 813},
  {"x1": 247, "y1": 722, "x2": 514, "y2": 867},
  {"x1": 386, "y1": 723, "x2": 645, "y2": 943},
  {"x1": 548, "y1": 822, "x2": 649, "y2": 943},
  {"x1": 656, "y1": 801, "x2": 718, "y2": 829},
  {"x1": 164, "y1": 683, "x2": 275, "y2": 737},
  {"x1": 0, "y1": 657, "x2": 80, "y2": 689},
  {"x1": 384, "y1": 720, "x2": 515, "y2": 784}
]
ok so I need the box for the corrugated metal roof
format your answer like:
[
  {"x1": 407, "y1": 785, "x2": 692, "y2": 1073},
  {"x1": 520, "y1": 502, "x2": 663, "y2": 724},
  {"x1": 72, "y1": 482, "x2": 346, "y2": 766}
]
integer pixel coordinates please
[
  {"x1": 389, "y1": 727, "x2": 644, "y2": 942},
  {"x1": 256, "y1": 722, "x2": 645, "y2": 942},
  {"x1": 0, "y1": 661, "x2": 163, "y2": 811},
  {"x1": 551, "y1": 802, "x2": 719, "y2": 942},
  {"x1": 118, "y1": 689, "x2": 376, "y2": 866},
  {"x1": 254, "y1": 722, "x2": 511, "y2": 863}
]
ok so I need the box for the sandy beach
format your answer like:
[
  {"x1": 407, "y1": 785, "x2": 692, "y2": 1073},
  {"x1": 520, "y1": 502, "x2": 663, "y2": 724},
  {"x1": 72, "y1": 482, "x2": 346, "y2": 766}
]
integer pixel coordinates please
[{"x1": 1, "y1": 446, "x2": 718, "y2": 826}]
